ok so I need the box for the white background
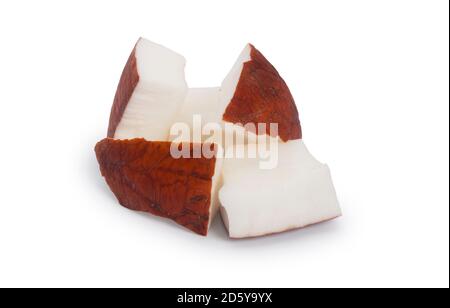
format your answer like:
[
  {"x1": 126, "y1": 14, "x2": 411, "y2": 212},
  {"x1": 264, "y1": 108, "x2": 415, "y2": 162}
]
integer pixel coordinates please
[{"x1": 0, "y1": 0, "x2": 448, "y2": 288}]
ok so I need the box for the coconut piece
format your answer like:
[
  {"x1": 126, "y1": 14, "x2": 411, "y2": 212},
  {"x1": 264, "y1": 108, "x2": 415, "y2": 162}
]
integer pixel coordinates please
[
  {"x1": 170, "y1": 44, "x2": 303, "y2": 147},
  {"x1": 108, "y1": 38, "x2": 188, "y2": 141},
  {"x1": 219, "y1": 44, "x2": 302, "y2": 142},
  {"x1": 219, "y1": 140, "x2": 341, "y2": 238},
  {"x1": 95, "y1": 138, "x2": 222, "y2": 236},
  {"x1": 98, "y1": 39, "x2": 341, "y2": 238}
]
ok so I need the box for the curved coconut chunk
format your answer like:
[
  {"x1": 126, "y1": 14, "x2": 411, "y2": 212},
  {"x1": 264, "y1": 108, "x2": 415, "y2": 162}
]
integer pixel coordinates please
[
  {"x1": 108, "y1": 38, "x2": 188, "y2": 141},
  {"x1": 219, "y1": 44, "x2": 302, "y2": 142},
  {"x1": 219, "y1": 140, "x2": 341, "y2": 238},
  {"x1": 95, "y1": 138, "x2": 222, "y2": 236}
]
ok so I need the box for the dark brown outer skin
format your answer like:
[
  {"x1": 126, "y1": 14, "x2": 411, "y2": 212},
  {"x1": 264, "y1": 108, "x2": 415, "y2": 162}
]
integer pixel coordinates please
[
  {"x1": 222, "y1": 44, "x2": 302, "y2": 142},
  {"x1": 95, "y1": 138, "x2": 217, "y2": 236},
  {"x1": 107, "y1": 45, "x2": 139, "y2": 138}
]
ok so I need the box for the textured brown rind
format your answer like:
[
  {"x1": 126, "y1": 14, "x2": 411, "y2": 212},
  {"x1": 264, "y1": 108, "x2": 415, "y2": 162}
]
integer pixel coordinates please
[
  {"x1": 222, "y1": 45, "x2": 302, "y2": 142},
  {"x1": 95, "y1": 138, "x2": 217, "y2": 236},
  {"x1": 107, "y1": 45, "x2": 139, "y2": 138}
]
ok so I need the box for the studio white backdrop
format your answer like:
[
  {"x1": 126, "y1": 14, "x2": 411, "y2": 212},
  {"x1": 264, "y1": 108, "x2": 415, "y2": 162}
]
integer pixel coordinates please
[{"x1": 0, "y1": 0, "x2": 448, "y2": 288}]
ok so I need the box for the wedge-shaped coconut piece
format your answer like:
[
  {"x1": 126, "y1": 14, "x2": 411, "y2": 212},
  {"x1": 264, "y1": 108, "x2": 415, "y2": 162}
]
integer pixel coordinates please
[
  {"x1": 108, "y1": 38, "x2": 188, "y2": 141},
  {"x1": 219, "y1": 140, "x2": 341, "y2": 238},
  {"x1": 169, "y1": 44, "x2": 302, "y2": 148},
  {"x1": 220, "y1": 44, "x2": 302, "y2": 142},
  {"x1": 95, "y1": 138, "x2": 222, "y2": 236}
]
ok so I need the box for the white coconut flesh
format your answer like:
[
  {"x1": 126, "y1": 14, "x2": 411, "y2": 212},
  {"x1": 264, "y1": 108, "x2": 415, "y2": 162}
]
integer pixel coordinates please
[{"x1": 219, "y1": 140, "x2": 341, "y2": 238}]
